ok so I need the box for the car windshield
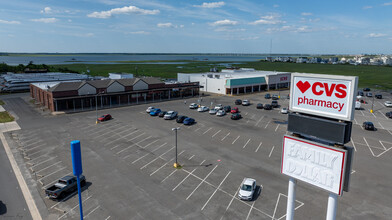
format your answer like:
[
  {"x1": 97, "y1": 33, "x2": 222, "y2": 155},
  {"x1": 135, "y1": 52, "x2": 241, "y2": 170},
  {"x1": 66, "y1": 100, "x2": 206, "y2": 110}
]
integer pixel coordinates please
[{"x1": 241, "y1": 184, "x2": 252, "y2": 191}]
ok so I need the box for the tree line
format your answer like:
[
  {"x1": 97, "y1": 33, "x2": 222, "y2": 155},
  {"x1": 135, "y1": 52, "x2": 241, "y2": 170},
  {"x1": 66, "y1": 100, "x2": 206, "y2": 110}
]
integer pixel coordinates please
[{"x1": 0, "y1": 61, "x2": 78, "y2": 73}]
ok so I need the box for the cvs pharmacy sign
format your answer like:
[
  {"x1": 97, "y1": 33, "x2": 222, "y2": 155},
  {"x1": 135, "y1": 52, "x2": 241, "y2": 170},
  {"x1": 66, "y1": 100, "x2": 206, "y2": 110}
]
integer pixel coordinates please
[{"x1": 289, "y1": 73, "x2": 358, "y2": 121}]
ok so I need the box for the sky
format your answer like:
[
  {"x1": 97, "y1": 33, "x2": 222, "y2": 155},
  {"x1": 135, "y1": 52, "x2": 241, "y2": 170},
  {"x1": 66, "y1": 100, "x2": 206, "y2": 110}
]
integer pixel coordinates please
[{"x1": 1, "y1": 0, "x2": 392, "y2": 54}]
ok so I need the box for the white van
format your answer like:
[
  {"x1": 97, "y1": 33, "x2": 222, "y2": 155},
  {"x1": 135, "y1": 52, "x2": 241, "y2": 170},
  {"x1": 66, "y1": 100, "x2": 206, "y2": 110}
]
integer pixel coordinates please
[{"x1": 355, "y1": 101, "x2": 361, "y2": 110}]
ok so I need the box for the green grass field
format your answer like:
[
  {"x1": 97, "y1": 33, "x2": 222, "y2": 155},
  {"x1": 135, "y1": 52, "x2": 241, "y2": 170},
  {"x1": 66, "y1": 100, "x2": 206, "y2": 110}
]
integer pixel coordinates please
[
  {"x1": 0, "y1": 100, "x2": 4, "y2": 105},
  {"x1": 51, "y1": 61, "x2": 392, "y2": 90},
  {"x1": 0, "y1": 111, "x2": 14, "y2": 123}
]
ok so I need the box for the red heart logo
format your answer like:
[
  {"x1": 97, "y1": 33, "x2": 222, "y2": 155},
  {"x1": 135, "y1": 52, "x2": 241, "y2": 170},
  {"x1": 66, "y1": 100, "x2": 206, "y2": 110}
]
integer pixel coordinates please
[{"x1": 296, "y1": 80, "x2": 311, "y2": 93}]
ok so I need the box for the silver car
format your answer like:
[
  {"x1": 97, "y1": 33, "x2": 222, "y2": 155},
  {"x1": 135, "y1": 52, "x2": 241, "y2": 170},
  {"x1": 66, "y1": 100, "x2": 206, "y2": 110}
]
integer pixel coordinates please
[
  {"x1": 197, "y1": 106, "x2": 209, "y2": 112},
  {"x1": 164, "y1": 111, "x2": 178, "y2": 120},
  {"x1": 209, "y1": 109, "x2": 218, "y2": 114},
  {"x1": 238, "y1": 178, "x2": 256, "y2": 201},
  {"x1": 216, "y1": 110, "x2": 226, "y2": 116}
]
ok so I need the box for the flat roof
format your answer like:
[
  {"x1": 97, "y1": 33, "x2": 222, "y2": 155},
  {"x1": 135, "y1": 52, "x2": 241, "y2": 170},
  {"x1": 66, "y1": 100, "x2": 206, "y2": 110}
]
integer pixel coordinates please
[{"x1": 179, "y1": 68, "x2": 290, "y2": 80}]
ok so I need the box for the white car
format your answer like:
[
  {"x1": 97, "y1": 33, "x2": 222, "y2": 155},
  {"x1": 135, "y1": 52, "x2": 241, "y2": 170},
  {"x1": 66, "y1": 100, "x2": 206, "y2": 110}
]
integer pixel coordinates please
[
  {"x1": 242, "y1": 100, "x2": 250, "y2": 106},
  {"x1": 214, "y1": 104, "x2": 223, "y2": 110},
  {"x1": 197, "y1": 106, "x2": 209, "y2": 112},
  {"x1": 209, "y1": 109, "x2": 218, "y2": 114},
  {"x1": 216, "y1": 110, "x2": 226, "y2": 116},
  {"x1": 238, "y1": 178, "x2": 256, "y2": 201},
  {"x1": 146, "y1": 106, "x2": 155, "y2": 113},
  {"x1": 164, "y1": 111, "x2": 178, "y2": 120},
  {"x1": 280, "y1": 107, "x2": 288, "y2": 114},
  {"x1": 385, "y1": 101, "x2": 392, "y2": 107},
  {"x1": 189, "y1": 103, "x2": 198, "y2": 109}
]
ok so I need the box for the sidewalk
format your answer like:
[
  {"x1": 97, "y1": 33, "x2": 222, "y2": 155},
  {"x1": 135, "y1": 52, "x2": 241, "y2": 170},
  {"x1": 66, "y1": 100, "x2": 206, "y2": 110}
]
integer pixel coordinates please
[{"x1": 0, "y1": 105, "x2": 21, "y2": 132}]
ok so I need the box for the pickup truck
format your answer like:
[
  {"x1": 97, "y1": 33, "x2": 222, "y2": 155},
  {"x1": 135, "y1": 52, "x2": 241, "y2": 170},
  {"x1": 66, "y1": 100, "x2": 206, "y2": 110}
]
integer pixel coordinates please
[{"x1": 45, "y1": 175, "x2": 86, "y2": 199}]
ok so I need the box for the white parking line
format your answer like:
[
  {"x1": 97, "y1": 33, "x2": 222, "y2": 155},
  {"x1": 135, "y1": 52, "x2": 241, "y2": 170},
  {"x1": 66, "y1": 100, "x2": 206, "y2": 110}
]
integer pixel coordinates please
[
  {"x1": 28, "y1": 148, "x2": 48, "y2": 157},
  {"x1": 24, "y1": 144, "x2": 46, "y2": 152},
  {"x1": 201, "y1": 171, "x2": 231, "y2": 210},
  {"x1": 378, "y1": 122, "x2": 385, "y2": 129},
  {"x1": 243, "y1": 139, "x2": 251, "y2": 149},
  {"x1": 131, "y1": 142, "x2": 167, "y2": 163},
  {"x1": 379, "y1": 141, "x2": 387, "y2": 150},
  {"x1": 57, "y1": 195, "x2": 93, "y2": 219},
  {"x1": 203, "y1": 127, "x2": 212, "y2": 135},
  {"x1": 221, "y1": 132, "x2": 230, "y2": 141},
  {"x1": 245, "y1": 201, "x2": 255, "y2": 220},
  {"x1": 275, "y1": 124, "x2": 280, "y2": 132},
  {"x1": 269, "y1": 146, "x2": 275, "y2": 157},
  {"x1": 354, "y1": 118, "x2": 359, "y2": 125},
  {"x1": 272, "y1": 192, "x2": 281, "y2": 219},
  {"x1": 371, "y1": 112, "x2": 376, "y2": 118},
  {"x1": 105, "y1": 216, "x2": 111, "y2": 220},
  {"x1": 212, "y1": 130, "x2": 221, "y2": 138},
  {"x1": 351, "y1": 139, "x2": 357, "y2": 152},
  {"x1": 255, "y1": 142, "x2": 262, "y2": 153},
  {"x1": 116, "y1": 136, "x2": 151, "y2": 155},
  {"x1": 84, "y1": 205, "x2": 100, "y2": 219},
  {"x1": 27, "y1": 154, "x2": 47, "y2": 163},
  {"x1": 225, "y1": 184, "x2": 241, "y2": 211},
  {"x1": 31, "y1": 156, "x2": 58, "y2": 168},
  {"x1": 150, "y1": 150, "x2": 185, "y2": 176},
  {"x1": 140, "y1": 146, "x2": 175, "y2": 170},
  {"x1": 172, "y1": 160, "x2": 206, "y2": 191},
  {"x1": 188, "y1": 155, "x2": 195, "y2": 160},
  {"x1": 232, "y1": 135, "x2": 240, "y2": 145},
  {"x1": 105, "y1": 129, "x2": 139, "y2": 146},
  {"x1": 38, "y1": 167, "x2": 66, "y2": 181},
  {"x1": 161, "y1": 154, "x2": 194, "y2": 183},
  {"x1": 120, "y1": 129, "x2": 140, "y2": 140},
  {"x1": 255, "y1": 116, "x2": 265, "y2": 127},
  {"x1": 265, "y1": 120, "x2": 271, "y2": 129},
  {"x1": 379, "y1": 110, "x2": 388, "y2": 119},
  {"x1": 186, "y1": 165, "x2": 218, "y2": 200},
  {"x1": 35, "y1": 161, "x2": 62, "y2": 173}
]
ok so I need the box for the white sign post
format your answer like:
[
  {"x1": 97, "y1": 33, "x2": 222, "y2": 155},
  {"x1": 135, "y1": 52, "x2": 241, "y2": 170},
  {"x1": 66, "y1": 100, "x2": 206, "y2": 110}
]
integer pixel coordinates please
[{"x1": 289, "y1": 73, "x2": 358, "y2": 121}]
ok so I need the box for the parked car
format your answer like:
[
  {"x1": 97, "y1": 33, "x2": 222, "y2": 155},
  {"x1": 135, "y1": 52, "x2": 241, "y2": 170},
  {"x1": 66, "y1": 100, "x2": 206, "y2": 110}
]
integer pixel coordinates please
[
  {"x1": 164, "y1": 111, "x2": 178, "y2": 120},
  {"x1": 281, "y1": 108, "x2": 288, "y2": 114},
  {"x1": 238, "y1": 178, "x2": 256, "y2": 201},
  {"x1": 98, "y1": 114, "x2": 112, "y2": 122},
  {"x1": 363, "y1": 122, "x2": 375, "y2": 131},
  {"x1": 385, "y1": 111, "x2": 392, "y2": 119},
  {"x1": 355, "y1": 101, "x2": 361, "y2": 110},
  {"x1": 183, "y1": 117, "x2": 195, "y2": 125},
  {"x1": 209, "y1": 109, "x2": 218, "y2": 115},
  {"x1": 197, "y1": 106, "x2": 209, "y2": 112},
  {"x1": 158, "y1": 111, "x2": 167, "y2": 117},
  {"x1": 363, "y1": 88, "x2": 371, "y2": 92},
  {"x1": 272, "y1": 94, "x2": 279, "y2": 100},
  {"x1": 235, "y1": 99, "x2": 242, "y2": 105},
  {"x1": 149, "y1": 108, "x2": 161, "y2": 116},
  {"x1": 242, "y1": 100, "x2": 250, "y2": 106},
  {"x1": 264, "y1": 104, "x2": 272, "y2": 110},
  {"x1": 366, "y1": 92, "x2": 373, "y2": 97},
  {"x1": 256, "y1": 103, "x2": 263, "y2": 109},
  {"x1": 375, "y1": 94, "x2": 382, "y2": 99},
  {"x1": 189, "y1": 103, "x2": 198, "y2": 109},
  {"x1": 176, "y1": 115, "x2": 188, "y2": 123},
  {"x1": 223, "y1": 106, "x2": 231, "y2": 112},
  {"x1": 146, "y1": 106, "x2": 155, "y2": 113},
  {"x1": 265, "y1": 94, "x2": 271, "y2": 99},
  {"x1": 271, "y1": 100, "x2": 279, "y2": 108},
  {"x1": 45, "y1": 175, "x2": 86, "y2": 200},
  {"x1": 231, "y1": 113, "x2": 242, "y2": 120},
  {"x1": 231, "y1": 107, "x2": 239, "y2": 113},
  {"x1": 358, "y1": 91, "x2": 364, "y2": 96},
  {"x1": 216, "y1": 110, "x2": 226, "y2": 116},
  {"x1": 385, "y1": 101, "x2": 392, "y2": 107},
  {"x1": 214, "y1": 104, "x2": 223, "y2": 110}
]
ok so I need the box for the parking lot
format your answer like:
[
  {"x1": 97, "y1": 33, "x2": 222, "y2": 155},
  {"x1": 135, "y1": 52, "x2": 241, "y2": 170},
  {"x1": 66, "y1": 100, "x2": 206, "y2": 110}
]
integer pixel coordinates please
[{"x1": 2, "y1": 89, "x2": 392, "y2": 219}]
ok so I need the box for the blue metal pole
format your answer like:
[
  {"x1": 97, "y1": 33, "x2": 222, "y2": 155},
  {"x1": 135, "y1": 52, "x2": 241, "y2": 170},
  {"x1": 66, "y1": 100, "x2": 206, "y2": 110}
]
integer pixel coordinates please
[{"x1": 76, "y1": 175, "x2": 83, "y2": 219}]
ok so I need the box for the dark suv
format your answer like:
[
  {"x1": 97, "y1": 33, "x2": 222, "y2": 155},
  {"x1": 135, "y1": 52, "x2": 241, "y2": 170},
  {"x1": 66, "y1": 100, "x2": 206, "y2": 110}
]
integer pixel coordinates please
[
  {"x1": 235, "y1": 99, "x2": 242, "y2": 105},
  {"x1": 362, "y1": 122, "x2": 375, "y2": 130},
  {"x1": 223, "y1": 106, "x2": 231, "y2": 112},
  {"x1": 176, "y1": 115, "x2": 187, "y2": 123},
  {"x1": 271, "y1": 100, "x2": 278, "y2": 108},
  {"x1": 375, "y1": 94, "x2": 382, "y2": 99},
  {"x1": 256, "y1": 103, "x2": 263, "y2": 109},
  {"x1": 265, "y1": 94, "x2": 271, "y2": 99}
]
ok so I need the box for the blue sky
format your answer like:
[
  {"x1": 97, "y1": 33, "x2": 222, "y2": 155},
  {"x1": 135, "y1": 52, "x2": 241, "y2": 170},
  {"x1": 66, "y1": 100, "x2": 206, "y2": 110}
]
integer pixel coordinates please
[{"x1": 1, "y1": 0, "x2": 391, "y2": 54}]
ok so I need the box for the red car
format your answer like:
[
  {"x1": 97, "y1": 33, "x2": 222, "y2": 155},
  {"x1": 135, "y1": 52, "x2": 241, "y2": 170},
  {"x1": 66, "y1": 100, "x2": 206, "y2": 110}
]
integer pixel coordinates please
[
  {"x1": 98, "y1": 114, "x2": 112, "y2": 122},
  {"x1": 231, "y1": 107, "x2": 239, "y2": 113}
]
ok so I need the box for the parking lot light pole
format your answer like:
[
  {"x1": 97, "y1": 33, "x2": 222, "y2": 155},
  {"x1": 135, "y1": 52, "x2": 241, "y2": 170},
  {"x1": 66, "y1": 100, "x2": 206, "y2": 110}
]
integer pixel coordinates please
[
  {"x1": 172, "y1": 127, "x2": 181, "y2": 168},
  {"x1": 370, "y1": 95, "x2": 375, "y2": 113},
  {"x1": 95, "y1": 91, "x2": 104, "y2": 124}
]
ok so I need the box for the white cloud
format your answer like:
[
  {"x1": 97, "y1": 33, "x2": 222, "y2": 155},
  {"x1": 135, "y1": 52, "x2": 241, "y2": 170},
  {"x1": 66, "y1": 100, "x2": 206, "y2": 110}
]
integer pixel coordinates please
[
  {"x1": 0, "y1": 19, "x2": 21, "y2": 24},
  {"x1": 363, "y1": 6, "x2": 373, "y2": 9},
  {"x1": 273, "y1": 4, "x2": 279, "y2": 8},
  {"x1": 194, "y1": 2, "x2": 225, "y2": 8},
  {"x1": 157, "y1": 23, "x2": 183, "y2": 28},
  {"x1": 367, "y1": 33, "x2": 387, "y2": 38},
  {"x1": 130, "y1": 31, "x2": 150, "y2": 35},
  {"x1": 41, "y1": 7, "x2": 52, "y2": 14},
  {"x1": 301, "y1": 12, "x2": 313, "y2": 16},
  {"x1": 240, "y1": 36, "x2": 259, "y2": 40},
  {"x1": 214, "y1": 27, "x2": 245, "y2": 32},
  {"x1": 31, "y1": 18, "x2": 58, "y2": 23},
  {"x1": 87, "y1": 5, "x2": 159, "y2": 18},
  {"x1": 210, "y1": 19, "x2": 238, "y2": 26},
  {"x1": 251, "y1": 14, "x2": 285, "y2": 25},
  {"x1": 383, "y1": 2, "x2": 392, "y2": 6}
]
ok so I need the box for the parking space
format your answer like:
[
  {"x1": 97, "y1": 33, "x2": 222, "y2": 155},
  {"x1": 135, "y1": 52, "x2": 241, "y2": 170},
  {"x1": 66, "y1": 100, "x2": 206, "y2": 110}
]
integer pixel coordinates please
[{"x1": 3, "y1": 91, "x2": 392, "y2": 219}]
